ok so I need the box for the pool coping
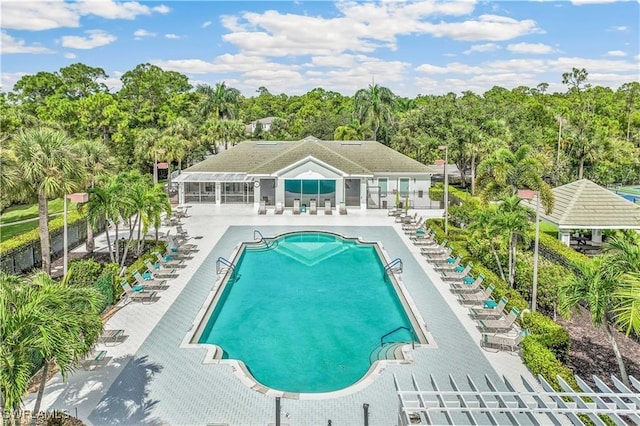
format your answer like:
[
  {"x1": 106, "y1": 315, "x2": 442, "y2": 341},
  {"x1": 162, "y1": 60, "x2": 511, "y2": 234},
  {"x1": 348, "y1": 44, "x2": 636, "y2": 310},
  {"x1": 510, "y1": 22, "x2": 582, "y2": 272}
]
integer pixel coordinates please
[{"x1": 180, "y1": 229, "x2": 436, "y2": 400}]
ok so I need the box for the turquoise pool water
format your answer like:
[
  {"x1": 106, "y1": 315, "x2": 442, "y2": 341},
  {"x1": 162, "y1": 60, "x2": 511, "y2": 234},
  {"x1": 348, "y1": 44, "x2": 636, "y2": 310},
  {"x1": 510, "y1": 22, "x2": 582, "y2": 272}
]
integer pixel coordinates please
[{"x1": 197, "y1": 232, "x2": 417, "y2": 393}]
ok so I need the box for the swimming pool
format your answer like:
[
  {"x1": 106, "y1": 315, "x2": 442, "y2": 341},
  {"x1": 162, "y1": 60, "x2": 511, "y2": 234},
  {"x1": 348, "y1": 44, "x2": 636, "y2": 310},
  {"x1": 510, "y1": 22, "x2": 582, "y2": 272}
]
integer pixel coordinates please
[{"x1": 192, "y1": 231, "x2": 428, "y2": 394}]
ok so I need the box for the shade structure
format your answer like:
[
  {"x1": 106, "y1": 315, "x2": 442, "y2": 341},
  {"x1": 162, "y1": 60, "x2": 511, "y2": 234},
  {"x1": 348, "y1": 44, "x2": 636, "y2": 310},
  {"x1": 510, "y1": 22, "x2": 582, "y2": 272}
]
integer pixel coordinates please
[{"x1": 521, "y1": 179, "x2": 640, "y2": 230}]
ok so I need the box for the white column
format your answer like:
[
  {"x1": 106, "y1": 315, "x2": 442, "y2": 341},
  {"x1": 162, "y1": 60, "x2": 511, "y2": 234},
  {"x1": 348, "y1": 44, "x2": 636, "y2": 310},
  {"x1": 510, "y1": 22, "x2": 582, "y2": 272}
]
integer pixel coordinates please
[
  {"x1": 592, "y1": 229, "x2": 603, "y2": 243},
  {"x1": 254, "y1": 182, "x2": 261, "y2": 209},
  {"x1": 559, "y1": 231, "x2": 571, "y2": 246},
  {"x1": 215, "y1": 182, "x2": 221, "y2": 205},
  {"x1": 360, "y1": 178, "x2": 367, "y2": 210},
  {"x1": 178, "y1": 183, "x2": 185, "y2": 204}
]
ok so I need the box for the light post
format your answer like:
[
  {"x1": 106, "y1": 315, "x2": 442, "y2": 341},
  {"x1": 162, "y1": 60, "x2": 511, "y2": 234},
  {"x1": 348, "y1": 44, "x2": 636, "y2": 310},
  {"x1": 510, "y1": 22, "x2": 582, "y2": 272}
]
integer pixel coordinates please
[
  {"x1": 518, "y1": 189, "x2": 540, "y2": 312},
  {"x1": 63, "y1": 192, "x2": 88, "y2": 276},
  {"x1": 438, "y1": 145, "x2": 448, "y2": 235}
]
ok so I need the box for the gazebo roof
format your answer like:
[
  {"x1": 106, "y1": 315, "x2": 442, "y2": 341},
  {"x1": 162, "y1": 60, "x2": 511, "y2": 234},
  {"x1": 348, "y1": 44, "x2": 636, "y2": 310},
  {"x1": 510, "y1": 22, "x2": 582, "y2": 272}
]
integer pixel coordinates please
[{"x1": 523, "y1": 179, "x2": 640, "y2": 230}]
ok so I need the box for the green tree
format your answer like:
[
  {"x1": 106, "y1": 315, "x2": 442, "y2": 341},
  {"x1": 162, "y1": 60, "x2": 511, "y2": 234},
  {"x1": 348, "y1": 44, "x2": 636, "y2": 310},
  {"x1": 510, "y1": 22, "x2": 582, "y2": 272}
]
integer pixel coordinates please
[
  {"x1": 353, "y1": 84, "x2": 396, "y2": 141},
  {"x1": 603, "y1": 237, "x2": 640, "y2": 338},
  {"x1": 559, "y1": 257, "x2": 630, "y2": 386},
  {"x1": 476, "y1": 144, "x2": 554, "y2": 213},
  {"x1": 75, "y1": 139, "x2": 112, "y2": 253},
  {"x1": 495, "y1": 195, "x2": 532, "y2": 287},
  {"x1": 0, "y1": 272, "x2": 103, "y2": 414},
  {"x1": 196, "y1": 82, "x2": 242, "y2": 120},
  {"x1": 8, "y1": 127, "x2": 85, "y2": 274}
]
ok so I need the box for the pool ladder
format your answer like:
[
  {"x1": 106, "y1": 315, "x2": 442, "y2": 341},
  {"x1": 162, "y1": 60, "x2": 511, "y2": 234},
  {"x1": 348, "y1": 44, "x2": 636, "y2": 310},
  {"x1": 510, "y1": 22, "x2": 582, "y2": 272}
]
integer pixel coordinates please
[
  {"x1": 383, "y1": 258, "x2": 403, "y2": 275},
  {"x1": 216, "y1": 257, "x2": 236, "y2": 278},
  {"x1": 253, "y1": 229, "x2": 272, "y2": 248}
]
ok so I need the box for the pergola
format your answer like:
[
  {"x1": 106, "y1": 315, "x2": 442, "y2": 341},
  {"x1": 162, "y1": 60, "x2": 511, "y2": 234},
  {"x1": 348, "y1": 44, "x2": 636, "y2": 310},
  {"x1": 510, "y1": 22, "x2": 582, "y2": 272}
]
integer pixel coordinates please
[{"x1": 521, "y1": 179, "x2": 640, "y2": 246}]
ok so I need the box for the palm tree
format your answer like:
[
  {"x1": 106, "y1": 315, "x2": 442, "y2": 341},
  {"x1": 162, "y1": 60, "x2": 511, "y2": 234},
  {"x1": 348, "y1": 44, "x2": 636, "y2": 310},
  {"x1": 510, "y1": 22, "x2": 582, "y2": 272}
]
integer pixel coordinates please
[
  {"x1": 476, "y1": 144, "x2": 554, "y2": 214},
  {"x1": 467, "y1": 204, "x2": 507, "y2": 282},
  {"x1": 196, "y1": 82, "x2": 241, "y2": 120},
  {"x1": 86, "y1": 177, "x2": 126, "y2": 263},
  {"x1": 495, "y1": 195, "x2": 532, "y2": 287},
  {"x1": 558, "y1": 257, "x2": 630, "y2": 386},
  {"x1": 0, "y1": 272, "x2": 103, "y2": 414},
  {"x1": 603, "y1": 237, "x2": 640, "y2": 338},
  {"x1": 163, "y1": 117, "x2": 196, "y2": 171},
  {"x1": 9, "y1": 127, "x2": 85, "y2": 274},
  {"x1": 75, "y1": 139, "x2": 112, "y2": 253},
  {"x1": 139, "y1": 183, "x2": 171, "y2": 248},
  {"x1": 353, "y1": 84, "x2": 396, "y2": 141},
  {"x1": 31, "y1": 272, "x2": 103, "y2": 414}
]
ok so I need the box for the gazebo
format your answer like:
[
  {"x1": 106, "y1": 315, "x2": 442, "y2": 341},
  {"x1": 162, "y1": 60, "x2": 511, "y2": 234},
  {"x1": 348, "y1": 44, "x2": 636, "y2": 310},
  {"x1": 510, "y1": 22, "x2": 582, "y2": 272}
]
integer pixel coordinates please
[{"x1": 521, "y1": 179, "x2": 640, "y2": 246}]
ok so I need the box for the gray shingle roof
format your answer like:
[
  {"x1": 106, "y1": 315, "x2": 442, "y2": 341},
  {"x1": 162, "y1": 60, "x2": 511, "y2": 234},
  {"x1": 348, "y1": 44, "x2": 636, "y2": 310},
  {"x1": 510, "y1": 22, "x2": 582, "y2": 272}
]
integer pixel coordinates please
[
  {"x1": 183, "y1": 139, "x2": 432, "y2": 175},
  {"x1": 524, "y1": 179, "x2": 640, "y2": 229}
]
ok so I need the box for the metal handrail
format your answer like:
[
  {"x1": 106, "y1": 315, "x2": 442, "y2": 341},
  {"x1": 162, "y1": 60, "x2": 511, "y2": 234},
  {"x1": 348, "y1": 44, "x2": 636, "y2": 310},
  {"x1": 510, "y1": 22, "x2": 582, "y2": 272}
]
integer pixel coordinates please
[
  {"x1": 216, "y1": 257, "x2": 236, "y2": 276},
  {"x1": 253, "y1": 229, "x2": 271, "y2": 248},
  {"x1": 383, "y1": 258, "x2": 403, "y2": 275},
  {"x1": 380, "y1": 326, "x2": 416, "y2": 349}
]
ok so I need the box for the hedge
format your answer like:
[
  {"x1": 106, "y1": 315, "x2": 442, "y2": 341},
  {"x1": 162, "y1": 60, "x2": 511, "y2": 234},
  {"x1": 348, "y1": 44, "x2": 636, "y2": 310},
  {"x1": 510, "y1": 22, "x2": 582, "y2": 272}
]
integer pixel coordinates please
[
  {"x1": 520, "y1": 311, "x2": 571, "y2": 363},
  {"x1": 428, "y1": 183, "x2": 444, "y2": 202},
  {"x1": 537, "y1": 232, "x2": 590, "y2": 272},
  {"x1": 425, "y1": 218, "x2": 574, "y2": 385},
  {"x1": 521, "y1": 337, "x2": 579, "y2": 392},
  {"x1": 0, "y1": 210, "x2": 86, "y2": 256}
]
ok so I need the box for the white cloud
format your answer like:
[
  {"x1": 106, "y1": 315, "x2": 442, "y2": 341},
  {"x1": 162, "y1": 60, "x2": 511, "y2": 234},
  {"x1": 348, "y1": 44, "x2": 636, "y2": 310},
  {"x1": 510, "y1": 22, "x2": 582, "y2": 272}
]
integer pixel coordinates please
[
  {"x1": 1, "y1": 72, "x2": 28, "y2": 90},
  {"x1": 606, "y1": 50, "x2": 627, "y2": 57},
  {"x1": 422, "y1": 15, "x2": 542, "y2": 41},
  {"x1": 611, "y1": 26, "x2": 628, "y2": 31},
  {"x1": 153, "y1": 54, "x2": 298, "y2": 74},
  {"x1": 61, "y1": 30, "x2": 117, "y2": 49},
  {"x1": 152, "y1": 5, "x2": 170, "y2": 14},
  {"x1": 507, "y1": 42, "x2": 556, "y2": 54},
  {"x1": 1, "y1": 31, "x2": 54, "y2": 54},
  {"x1": 219, "y1": 3, "x2": 539, "y2": 57},
  {"x1": 463, "y1": 43, "x2": 500, "y2": 54},
  {"x1": 64, "y1": 52, "x2": 76, "y2": 59},
  {"x1": 133, "y1": 29, "x2": 156, "y2": 39},
  {"x1": 165, "y1": 34, "x2": 181, "y2": 39},
  {"x1": 202, "y1": 21, "x2": 212, "y2": 28},
  {"x1": 1, "y1": 1, "x2": 169, "y2": 31}
]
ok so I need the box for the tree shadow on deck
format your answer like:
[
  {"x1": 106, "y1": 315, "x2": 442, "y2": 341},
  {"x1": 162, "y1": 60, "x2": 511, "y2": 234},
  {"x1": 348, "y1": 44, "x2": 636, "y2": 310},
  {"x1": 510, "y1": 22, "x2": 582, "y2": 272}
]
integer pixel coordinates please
[{"x1": 88, "y1": 355, "x2": 164, "y2": 425}]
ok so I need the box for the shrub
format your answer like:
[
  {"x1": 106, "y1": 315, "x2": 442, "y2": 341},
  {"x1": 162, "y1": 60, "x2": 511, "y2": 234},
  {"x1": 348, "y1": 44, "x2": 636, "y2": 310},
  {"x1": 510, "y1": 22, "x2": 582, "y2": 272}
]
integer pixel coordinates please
[
  {"x1": 520, "y1": 311, "x2": 571, "y2": 363},
  {"x1": 537, "y1": 232, "x2": 590, "y2": 272},
  {"x1": 93, "y1": 269, "x2": 115, "y2": 312},
  {"x1": 67, "y1": 259, "x2": 103, "y2": 288},
  {"x1": 428, "y1": 183, "x2": 444, "y2": 202},
  {"x1": 521, "y1": 336, "x2": 578, "y2": 392},
  {"x1": 0, "y1": 211, "x2": 85, "y2": 257}
]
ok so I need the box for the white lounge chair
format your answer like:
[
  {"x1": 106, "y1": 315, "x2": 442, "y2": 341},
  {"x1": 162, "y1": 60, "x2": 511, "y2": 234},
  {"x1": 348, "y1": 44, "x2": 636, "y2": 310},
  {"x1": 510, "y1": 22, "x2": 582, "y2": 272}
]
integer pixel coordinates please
[
  {"x1": 339, "y1": 202, "x2": 347, "y2": 215},
  {"x1": 324, "y1": 199, "x2": 332, "y2": 215},
  {"x1": 258, "y1": 200, "x2": 267, "y2": 215},
  {"x1": 470, "y1": 297, "x2": 508, "y2": 320},
  {"x1": 119, "y1": 281, "x2": 159, "y2": 304},
  {"x1": 293, "y1": 199, "x2": 301, "y2": 215},
  {"x1": 275, "y1": 202, "x2": 284, "y2": 215},
  {"x1": 481, "y1": 330, "x2": 529, "y2": 352},
  {"x1": 478, "y1": 308, "x2": 520, "y2": 333},
  {"x1": 309, "y1": 199, "x2": 317, "y2": 215}
]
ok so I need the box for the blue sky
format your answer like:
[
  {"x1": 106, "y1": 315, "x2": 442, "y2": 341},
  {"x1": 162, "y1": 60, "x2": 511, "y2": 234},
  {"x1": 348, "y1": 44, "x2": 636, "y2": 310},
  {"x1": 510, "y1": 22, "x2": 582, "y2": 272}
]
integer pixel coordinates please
[{"x1": 1, "y1": 0, "x2": 639, "y2": 97}]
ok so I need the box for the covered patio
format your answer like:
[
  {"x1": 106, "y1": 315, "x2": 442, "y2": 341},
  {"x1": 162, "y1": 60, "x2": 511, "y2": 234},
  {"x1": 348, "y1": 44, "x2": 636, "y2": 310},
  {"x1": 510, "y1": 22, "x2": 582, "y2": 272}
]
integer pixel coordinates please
[{"x1": 522, "y1": 179, "x2": 640, "y2": 253}]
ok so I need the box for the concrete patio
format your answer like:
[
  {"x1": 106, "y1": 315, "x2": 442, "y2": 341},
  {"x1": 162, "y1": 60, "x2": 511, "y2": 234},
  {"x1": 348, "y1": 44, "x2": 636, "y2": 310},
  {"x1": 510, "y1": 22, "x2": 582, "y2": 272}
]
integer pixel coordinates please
[{"x1": 24, "y1": 205, "x2": 539, "y2": 425}]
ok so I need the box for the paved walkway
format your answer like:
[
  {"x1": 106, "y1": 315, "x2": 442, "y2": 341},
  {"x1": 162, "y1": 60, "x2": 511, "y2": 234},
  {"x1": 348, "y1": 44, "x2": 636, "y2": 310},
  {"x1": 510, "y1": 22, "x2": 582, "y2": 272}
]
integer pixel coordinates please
[{"x1": 24, "y1": 205, "x2": 540, "y2": 425}]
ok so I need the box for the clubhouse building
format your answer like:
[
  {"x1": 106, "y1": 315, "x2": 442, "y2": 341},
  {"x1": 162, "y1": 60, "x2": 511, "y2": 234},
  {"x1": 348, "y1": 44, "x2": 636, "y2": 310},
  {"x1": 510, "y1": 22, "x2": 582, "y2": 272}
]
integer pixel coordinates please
[{"x1": 175, "y1": 136, "x2": 436, "y2": 212}]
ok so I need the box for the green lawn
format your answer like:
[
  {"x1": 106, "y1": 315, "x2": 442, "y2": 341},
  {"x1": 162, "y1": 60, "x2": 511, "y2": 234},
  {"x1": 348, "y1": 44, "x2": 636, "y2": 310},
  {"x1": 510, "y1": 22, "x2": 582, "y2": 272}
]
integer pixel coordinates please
[
  {"x1": 0, "y1": 199, "x2": 79, "y2": 243},
  {"x1": 0, "y1": 221, "x2": 40, "y2": 242},
  {"x1": 0, "y1": 199, "x2": 77, "y2": 225}
]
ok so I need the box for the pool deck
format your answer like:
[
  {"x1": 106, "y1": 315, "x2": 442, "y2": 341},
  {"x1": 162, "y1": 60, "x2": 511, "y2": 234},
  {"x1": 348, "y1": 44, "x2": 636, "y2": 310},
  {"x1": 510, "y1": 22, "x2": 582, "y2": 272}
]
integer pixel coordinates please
[{"x1": 24, "y1": 205, "x2": 541, "y2": 425}]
